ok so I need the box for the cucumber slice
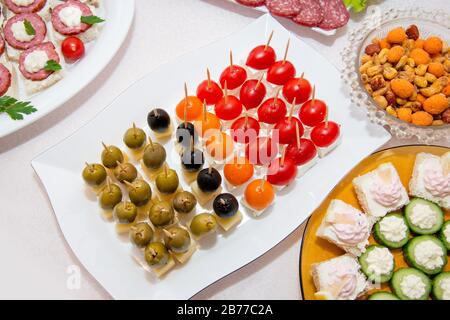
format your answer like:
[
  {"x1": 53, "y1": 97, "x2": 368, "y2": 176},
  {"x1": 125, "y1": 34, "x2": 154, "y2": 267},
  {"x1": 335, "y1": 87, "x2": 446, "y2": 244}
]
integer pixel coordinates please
[
  {"x1": 432, "y1": 272, "x2": 450, "y2": 300},
  {"x1": 373, "y1": 213, "x2": 410, "y2": 249},
  {"x1": 439, "y1": 221, "x2": 450, "y2": 250},
  {"x1": 404, "y1": 235, "x2": 447, "y2": 275},
  {"x1": 404, "y1": 198, "x2": 444, "y2": 235},
  {"x1": 359, "y1": 245, "x2": 395, "y2": 283},
  {"x1": 368, "y1": 291, "x2": 399, "y2": 300},
  {"x1": 391, "y1": 268, "x2": 431, "y2": 300}
]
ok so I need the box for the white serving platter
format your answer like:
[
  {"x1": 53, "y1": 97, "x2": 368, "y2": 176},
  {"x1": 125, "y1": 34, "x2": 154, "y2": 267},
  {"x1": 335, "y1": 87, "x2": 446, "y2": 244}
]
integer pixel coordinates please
[
  {"x1": 0, "y1": 0, "x2": 135, "y2": 138},
  {"x1": 32, "y1": 14, "x2": 390, "y2": 300}
]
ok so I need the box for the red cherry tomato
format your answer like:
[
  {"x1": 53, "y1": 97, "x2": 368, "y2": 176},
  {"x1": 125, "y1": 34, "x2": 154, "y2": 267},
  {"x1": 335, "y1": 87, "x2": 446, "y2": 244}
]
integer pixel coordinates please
[
  {"x1": 230, "y1": 116, "x2": 260, "y2": 144},
  {"x1": 282, "y1": 78, "x2": 312, "y2": 104},
  {"x1": 266, "y1": 61, "x2": 296, "y2": 86},
  {"x1": 246, "y1": 45, "x2": 276, "y2": 70},
  {"x1": 310, "y1": 121, "x2": 340, "y2": 147},
  {"x1": 197, "y1": 80, "x2": 223, "y2": 105},
  {"x1": 219, "y1": 66, "x2": 247, "y2": 90},
  {"x1": 267, "y1": 157, "x2": 298, "y2": 186},
  {"x1": 61, "y1": 36, "x2": 85, "y2": 61},
  {"x1": 239, "y1": 79, "x2": 266, "y2": 110},
  {"x1": 274, "y1": 117, "x2": 303, "y2": 145},
  {"x1": 214, "y1": 95, "x2": 243, "y2": 121},
  {"x1": 245, "y1": 137, "x2": 279, "y2": 166},
  {"x1": 257, "y1": 98, "x2": 287, "y2": 124},
  {"x1": 299, "y1": 99, "x2": 327, "y2": 127},
  {"x1": 285, "y1": 139, "x2": 317, "y2": 166}
]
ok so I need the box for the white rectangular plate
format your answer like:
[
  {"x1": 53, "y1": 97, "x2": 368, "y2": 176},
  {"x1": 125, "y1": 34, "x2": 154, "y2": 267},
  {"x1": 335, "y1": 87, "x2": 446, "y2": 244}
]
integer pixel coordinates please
[
  {"x1": 32, "y1": 15, "x2": 390, "y2": 300},
  {"x1": 0, "y1": 0, "x2": 135, "y2": 138}
]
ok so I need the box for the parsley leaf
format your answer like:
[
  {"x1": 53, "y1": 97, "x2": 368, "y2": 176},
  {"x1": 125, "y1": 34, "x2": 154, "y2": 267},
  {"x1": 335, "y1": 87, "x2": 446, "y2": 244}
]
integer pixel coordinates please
[
  {"x1": 24, "y1": 19, "x2": 36, "y2": 36},
  {"x1": 343, "y1": 0, "x2": 368, "y2": 12},
  {"x1": 0, "y1": 96, "x2": 37, "y2": 120},
  {"x1": 44, "y1": 60, "x2": 62, "y2": 72},
  {"x1": 80, "y1": 15, "x2": 105, "y2": 25}
]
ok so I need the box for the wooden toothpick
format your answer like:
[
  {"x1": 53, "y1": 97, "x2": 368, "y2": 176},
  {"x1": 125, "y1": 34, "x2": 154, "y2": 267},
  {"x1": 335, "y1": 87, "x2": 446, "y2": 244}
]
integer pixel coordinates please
[
  {"x1": 282, "y1": 39, "x2": 290, "y2": 64},
  {"x1": 184, "y1": 82, "x2": 189, "y2": 105},
  {"x1": 295, "y1": 122, "x2": 301, "y2": 149},
  {"x1": 203, "y1": 99, "x2": 207, "y2": 122},
  {"x1": 224, "y1": 80, "x2": 228, "y2": 103},
  {"x1": 207, "y1": 68, "x2": 211, "y2": 87},
  {"x1": 256, "y1": 72, "x2": 264, "y2": 89},
  {"x1": 288, "y1": 98, "x2": 296, "y2": 121},
  {"x1": 311, "y1": 85, "x2": 316, "y2": 106},
  {"x1": 265, "y1": 31, "x2": 274, "y2": 50},
  {"x1": 230, "y1": 50, "x2": 233, "y2": 67}
]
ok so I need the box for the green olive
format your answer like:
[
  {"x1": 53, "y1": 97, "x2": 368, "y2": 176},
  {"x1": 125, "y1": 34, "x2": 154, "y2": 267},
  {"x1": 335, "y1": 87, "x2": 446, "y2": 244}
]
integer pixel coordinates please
[
  {"x1": 114, "y1": 201, "x2": 137, "y2": 223},
  {"x1": 113, "y1": 162, "x2": 138, "y2": 183},
  {"x1": 149, "y1": 201, "x2": 174, "y2": 227},
  {"x1": 123, "y1": 125, "x2": 146, "y2": 149},
  {"x1": 156, "y1": 169, "x2": 179, "y2": 194},
  {"x1": 144, "y1": 242, "x2": 169, "y2": 267},
  {"x1": 127, "y1": 179, "x2": 152, "y2": 207},
  {"x1": 172, "y1": 191, "x2": 197, "y2": 214},
  {"x1": 101, "y1": 144, "x2": 124, "y2": 169},
  {"x1": 164, "y1": 226, "x2": 191, "y2": 253},
  {"x1": 99, "y1": 184, "x2": 123, "y2": 209},
  {"x1": 190, "y1": 213, "x2": 217, "y2": 237},
  {"x1": 82, "y1": 163, "x2": 107, "y2": 186},
  {"x1": 142, "y1": 143, "x2": 166, "y2": 169},
  {"x1": 130, "y1": 222, "x2": 153, "y2": 247}
]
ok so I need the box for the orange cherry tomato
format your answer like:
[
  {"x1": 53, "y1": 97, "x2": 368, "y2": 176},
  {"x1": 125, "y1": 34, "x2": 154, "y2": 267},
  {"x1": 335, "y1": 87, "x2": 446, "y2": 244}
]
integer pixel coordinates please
[
  {"x1": 194, "y1": 112, "x2": 221, "y2": 137},
  {"x1": 176, "y1": 96, "x2": 203, "y2": 121},
  {"x1": 205, "y1": 132, "x2": 234, "y2": 161},
  {"x1": 224, "y1": 157, "x2": 254, "y2": 186},
  {"x1": 244, "y1": 179, "x2": 275, "y2": 211}
]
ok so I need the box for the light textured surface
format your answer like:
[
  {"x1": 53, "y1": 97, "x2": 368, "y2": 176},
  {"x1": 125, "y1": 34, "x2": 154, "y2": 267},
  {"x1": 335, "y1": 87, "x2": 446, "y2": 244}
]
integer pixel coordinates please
[{"x1": 0, "y1": 0, "x2": 448, "y2": 300}]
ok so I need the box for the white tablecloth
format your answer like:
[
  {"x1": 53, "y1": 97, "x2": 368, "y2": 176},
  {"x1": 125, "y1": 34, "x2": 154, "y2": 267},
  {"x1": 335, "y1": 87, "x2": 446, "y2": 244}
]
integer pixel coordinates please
[{"x1": 0, "y1": 0, "x2": 448, "y2": 299}]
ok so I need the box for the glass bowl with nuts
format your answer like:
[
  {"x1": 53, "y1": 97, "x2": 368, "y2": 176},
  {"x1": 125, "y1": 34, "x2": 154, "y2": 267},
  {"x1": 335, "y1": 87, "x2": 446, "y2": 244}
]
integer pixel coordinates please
[{"x1": 342, "y1": 8, "x2": 450, "y2": 144}]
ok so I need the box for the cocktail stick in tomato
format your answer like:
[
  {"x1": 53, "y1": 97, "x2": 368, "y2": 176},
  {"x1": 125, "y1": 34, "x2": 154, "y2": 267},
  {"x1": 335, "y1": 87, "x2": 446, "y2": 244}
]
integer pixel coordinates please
[
  {"x1": 224, "y1": 156, "x2": 254, "y2": 187},
  {"x1": 244, "y1": 178, "x2": 275, "y2": 212},
  {"x1": 230, "y1": 114, "x2": 260, "y2": 144},
  {"x1": 239, "y1": 73, "x2": 266, "y2": 110},
  {"x1": 257, "y1": 88, "x2": 287, "y2": 125},
  {"x1": 196, "y1": 68, "x2": 223, "y2": 105},
  {"x1": 245, "y1": 135, "x2": 279, "y2": 166},
  {"x1": 267, "y1": 39, "x2": 296, "y2": 86},
  {"x1": 176, "y1": 83, "x2": 203, "y2": 121},
  {"x1": 246, "y1": 31, "x2": 276, "y2": 70},
  {"x1": 282, "y1": 73, "x2": 312, "y2": 104},
  {"x1": 298, "y1": 86, "x2": 327, "y2": 127},
  {"x1": 194, "y1": 100, "x2": 221, "y2": 137},
  {"x1": 205, "y1": 131, "x2": 235, "y2": 162},
  {"x1": 310, "y1": 117, "x2": 341, "y2": 148},
  {"x1": 274, "y1": 99, "x2": 304, "y2": 145},
  {"x1": 285, "y1": 122, "x2": 317, "y2": 166},
  {"x1": 214, "y1": 81, "x2": 243, "y2": 121},
  {"x1": 219, "y1": 50, "x2": 247, "y2": 90},
  {"x1": 267, "y1": 148, "x2": 298, "y2": 186}
]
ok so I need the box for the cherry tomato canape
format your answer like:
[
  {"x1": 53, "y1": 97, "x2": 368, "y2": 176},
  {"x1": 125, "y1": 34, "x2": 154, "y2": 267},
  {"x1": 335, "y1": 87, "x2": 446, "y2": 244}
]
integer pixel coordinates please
[
  {"x1": 61, "y1": 36, "x2": 85, "y2": 61},
  {"x1": 194, "y1": 101, "x2": 221, "y2": 137},
  {"x1": 285, "y1": 138, "x2": 317, "y2": 166},
  {"x1": 176, "y1": 83, "x2": 203, "y2": 121},
  {"x1": 246, "y1": 31, "x2": 276, "y2": 70},
  {"x1": 196, "y1": 69, "x2": 223, "y2": 105},
  {"x1": 205, "y1": 132, "x2": 234, "y2": 162},
  {"x1": 282, "y1": 76, "x2": 312, "y2": 105},
  {"x1": 266, "y1": 40, "x2": 295, "y2": 86},
  {"x1": 267, "y1": 156, "x2": 298, "y2": 187},
  {"x1": 244, "y1": 179, "x2": 275, "y2": 212},
  {"x1": 245, "y1": 136, "x2": 279, "y2": 166},
  {"x1": 257, "y1": 90, "x2": 287, "y2": 125},
  {"x1": 239, "y1": 75, "x2": 266, "y2": 110},
  {"x1": 310, "y1": 121, "x2": 341, "y2": 148},
  {"x1": 224, "y1": 156, "x2": 254, "y2": 187},
  {"x1": 219, "y1": 51, "x2": 247, "y2": 90},
  {"x1": 274, "y1": 100, "x2": 304, "y2": 145},
  {"x1": 214, "y1": 82, "x2": 243, "y2": 121},
  {"x1": 230, "y1": 115, "x2": 260, "y2": 144},
  {"x1": 298, "y1": 88, "x2": 327, "y2": 127}
]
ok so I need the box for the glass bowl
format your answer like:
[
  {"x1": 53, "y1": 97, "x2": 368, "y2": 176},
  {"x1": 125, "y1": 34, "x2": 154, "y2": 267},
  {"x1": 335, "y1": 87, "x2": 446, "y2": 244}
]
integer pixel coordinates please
[{"x1": 341, "y1": 7, "x2": 450, "y2": 144}]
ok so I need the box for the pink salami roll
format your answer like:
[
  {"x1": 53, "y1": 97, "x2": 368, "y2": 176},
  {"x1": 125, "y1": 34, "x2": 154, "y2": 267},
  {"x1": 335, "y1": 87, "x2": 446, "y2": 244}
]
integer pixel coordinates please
[
  {"x1": 4, "y1": 0, "x2": 47, "y2": 14},
  {"x1": 0, "y1": 64, "x2": 12, "y2": 96},
  {"x1": 51, "y1": 0, "x2": 92, "y2": 36},
  {"x1": 19, "y1": 42, "x2": 60, "y2": 81},
  {"x1": 4, "y1": 13, "x2": 47, "y2": 50}
]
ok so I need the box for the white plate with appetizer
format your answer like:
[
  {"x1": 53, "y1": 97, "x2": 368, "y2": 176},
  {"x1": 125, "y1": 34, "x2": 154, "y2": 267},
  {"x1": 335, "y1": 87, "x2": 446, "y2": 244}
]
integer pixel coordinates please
[
  {"x1": 32, "y1": 15, "x2": 389, "y2": 299},
  {"x1": 0, "y1": 0, "x2": 134, "y2": 138}
]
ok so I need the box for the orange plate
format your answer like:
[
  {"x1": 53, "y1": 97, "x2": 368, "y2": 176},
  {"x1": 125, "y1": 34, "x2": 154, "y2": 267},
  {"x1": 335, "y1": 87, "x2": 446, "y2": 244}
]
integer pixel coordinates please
[{"x1": 299, "y1": 145, "x2": 450, "y2": 300}]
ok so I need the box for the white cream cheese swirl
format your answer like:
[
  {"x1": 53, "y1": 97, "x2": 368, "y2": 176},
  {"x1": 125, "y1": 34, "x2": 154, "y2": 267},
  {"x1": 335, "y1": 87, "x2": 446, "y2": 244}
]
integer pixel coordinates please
[{"x1": 423, "y1": 160, "x2": 450, "y2": 198}]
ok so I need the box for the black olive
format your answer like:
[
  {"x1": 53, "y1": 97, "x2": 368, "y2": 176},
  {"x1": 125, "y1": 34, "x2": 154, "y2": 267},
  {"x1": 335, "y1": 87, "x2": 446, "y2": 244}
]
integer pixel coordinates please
[
  {"x1": 147, "y1": 108, "x2": 171, "y2": 133},
  {"x1": 197, "y1": 168, "x2": 222, "y2": 192},
  {"x1": 176, "y1": 122, "x2": 197, "y2": 146},
  {"x1": 181, "y1": 149, "x2": 204, "y2": 172},
  {"x1": 213, "y1": 193, "x2": 238, "y2": 218}
]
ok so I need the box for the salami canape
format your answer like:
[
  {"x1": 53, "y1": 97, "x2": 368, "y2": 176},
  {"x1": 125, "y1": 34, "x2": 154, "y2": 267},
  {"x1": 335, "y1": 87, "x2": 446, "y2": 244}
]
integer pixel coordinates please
[
  {"x1": 4, "y1": 0, "x2": 47, "y2": 14},
  {"x1": 0, "y1": 63, "x2": 13, "y2": 96},
  {"x1": 0, "y1": 35, "x2": 5, "y2": 56},
  {"x1": 4, "y1": 13, "x2": 47, "y2": 51}
]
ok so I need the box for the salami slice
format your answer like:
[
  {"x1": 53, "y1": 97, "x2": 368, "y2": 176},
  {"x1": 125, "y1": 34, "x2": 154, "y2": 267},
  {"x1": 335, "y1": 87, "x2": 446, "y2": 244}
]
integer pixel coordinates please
[
  {"x1": 292, "y1": 0, "x2": 324, "y2": 27},
  {"x1": 51, "y1": 0, "x2": 92, "y2": 36},
  {"x1": 19, "y1": 42, "x2": 60, "y2": 81},
  {"x1": 0, "y1": 64, "x2": 12, "y2": 96},
  {"x1": 266, "y1": 0, "x2": 302, "y2": 18},
  {"x1": 0, "y1": 35, "x2": 5, "y2": 56},
  {"x1": 236, "y1": 0, "x2": 266, "y2": 7},
  {"x1": 4, "y1": 13, "x2": 47, "y2": 50},
  {"x1": 4, "y1": 0, "x2": 47, "y2": 14},
  {"x1": 317, "y1": 0, "x2": 350, "y2": 30}
]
